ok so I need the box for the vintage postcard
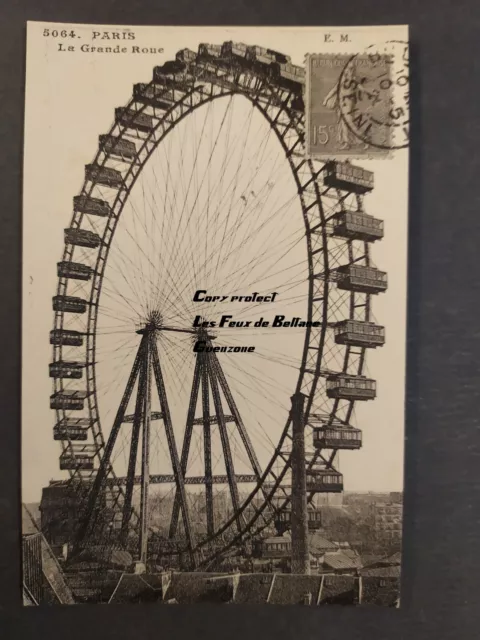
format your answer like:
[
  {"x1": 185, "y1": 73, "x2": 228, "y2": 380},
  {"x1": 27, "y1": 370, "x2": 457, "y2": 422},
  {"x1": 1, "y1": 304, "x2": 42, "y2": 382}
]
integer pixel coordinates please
[{"x1": 22, "y1": 22, "x2": 409, "y2": 606}]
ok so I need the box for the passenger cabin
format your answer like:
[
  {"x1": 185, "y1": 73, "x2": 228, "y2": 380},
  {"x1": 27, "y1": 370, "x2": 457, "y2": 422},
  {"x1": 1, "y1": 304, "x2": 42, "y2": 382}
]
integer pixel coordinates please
[
  {"x1": 274, "y1": 506, "x2": 322, "y2": 534},
  {"x1": 266, "y1": 48, "x2": 291, "y2": 64},
  {"x1": 308, "y1": 508, "x2": 323, "y2": 530},
  {"x1": 99, "y1": 135, "x2": 137, "y2": 160},
  {"x1": 324, "y1": 161, "x2": 374, "y2": 194},
  {"x1": 313, "y1": 425, "x2": 362, "y2": 450},
  {"x1": 155, "y1": 59, "x2": 187, "y2": 75},
  {"x1": 57, "y1": 261, "x2": 93, "y2": 281},
  {"x1": 151, "y1": 71, "x2": 192, "y2": 92},
  {"x1": 49, "y1": 361, "x2": 84, "y2": 380},
  {"x1": 134, "y1": 83, "x2": 177, "y2": 110},
  {"x1": 52, "y1": 295, "x2": 87, "y2": 314},
  {"x1": 115, "y1": 108, "x2": 154, "y2": 134},
  {"x1": 50, "y1": 390, "x2": 89, "y2": 411},
  {"x1": 260, "y1": 535, "x2": 292, "y2": 559},
  {"x1": 53, "y1": 418, "x2": 90, "y2": 441},
  {"x1": 198, "y1": 43, "x2": 222, "y2": 59},
  {"x1": 59, "y1": 446, "x2": 95, "y2": 471},
  {"x1": 306, "y1": 470, "x2": 343, "y2": 493},
  {"x1": 290, "y1": 95, "x2": 305, "y2": 112},
  {"x1": 273, "y1": 62, "x2": 305, "y2": 90},
  {"x1": 50, "y1": 329, "x2": 84, "y2": 347},
  {"x1": 176, "y1": 48, "x2": 197, "y2": 63},
  {"x1": 221, "y1": 41, "x2": 248, "y2": 60},
  {"x1": 85, "y1": 164, "x2": 123, "y2": 189},
  {"x1": 332, "y1": 210, "x2": 384, "y2": 242},
  {"x1": 336, "y1": 265, "x2": 388, "y2": 294},
  {"x1": 73, "y1": 195, "x2": 110, "y2": 217},
  {"x1": 246, "y1": 45, "x2": 276, "y2": 69},
  {"x1": 64, "y1": 228, "x2": 101, "y2": 250},
  {"x1": 334, "y1": 320, "x2": 385, "y2": 348},
  {"x1": 326, "y1": 374, "x2": 376, "y2": 401}
]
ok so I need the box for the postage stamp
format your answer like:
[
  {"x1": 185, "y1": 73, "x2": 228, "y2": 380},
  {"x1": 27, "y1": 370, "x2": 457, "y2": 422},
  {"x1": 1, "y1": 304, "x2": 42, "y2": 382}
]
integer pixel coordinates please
[{"x1": 306, "y1": 42, "x2": 409, "y2": 159}]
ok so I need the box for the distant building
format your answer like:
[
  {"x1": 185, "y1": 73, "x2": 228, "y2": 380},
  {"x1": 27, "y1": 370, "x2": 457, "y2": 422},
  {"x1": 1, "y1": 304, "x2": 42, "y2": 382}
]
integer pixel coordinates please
[
  {"x1": 255, "y1": 532, "x2": 340, "y2": 562},
  {"x1": 40, "y1": 480, "x2": 87, "y2": 549},
  {"x1": 39, "y1": 480, "x2": 112, "y2": 552},
  {"x1": 252, "y1": 531, "x2": 362, "y2": 576},
  {"x1": 321, "y1": 552, "x2": 362, "y2": 575},
  {"x1": 389, "y1": 492, "x2": 403, "y2": 504},
  {"x1": 22, "y1": 504, "x2": 75, "y2": 605},
  {"x1": 371, "y1": 502, "x2": 403, "y2": 546},
  {"x1": 360, "y1": 551, "x2": 401, "y2": 578},
  {"x1": 314, "y1": 492, "x2": 344, "y2": 507},
  {"x1": 257, "y1": 534, "x2": 292, "y2": 560},
  {"x1": 309, "y1": 533, "x2": 339, "y2": 558}
]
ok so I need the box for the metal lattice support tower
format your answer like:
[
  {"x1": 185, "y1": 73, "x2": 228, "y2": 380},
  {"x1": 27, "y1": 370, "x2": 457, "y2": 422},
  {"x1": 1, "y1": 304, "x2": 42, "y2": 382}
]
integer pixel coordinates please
[
  {"x1": 170, "y1": 334, "x2": 263, "y2": 539},
  {"x1": 72, "y1": 322, "x2": 197, "y2": 567}
]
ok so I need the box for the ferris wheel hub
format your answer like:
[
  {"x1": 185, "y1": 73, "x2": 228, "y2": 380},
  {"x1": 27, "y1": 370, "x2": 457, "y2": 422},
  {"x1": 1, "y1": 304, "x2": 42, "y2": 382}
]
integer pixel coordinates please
[{"x1": 135, "y1": 318, "x2": 217, "y2": 341}]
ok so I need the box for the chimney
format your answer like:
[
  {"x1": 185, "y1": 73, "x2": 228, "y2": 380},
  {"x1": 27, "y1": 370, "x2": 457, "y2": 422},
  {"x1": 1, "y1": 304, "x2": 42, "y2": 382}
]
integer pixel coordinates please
[{"x1": 290, "y1": 392, "x2": 310, "y2": 575}]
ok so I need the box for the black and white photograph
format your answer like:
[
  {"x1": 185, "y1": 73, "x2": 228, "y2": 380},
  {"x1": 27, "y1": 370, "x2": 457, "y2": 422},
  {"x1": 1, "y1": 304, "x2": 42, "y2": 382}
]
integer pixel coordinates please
[{"x1": 21, "y1": 22, "x2": 409, "y2": 606}]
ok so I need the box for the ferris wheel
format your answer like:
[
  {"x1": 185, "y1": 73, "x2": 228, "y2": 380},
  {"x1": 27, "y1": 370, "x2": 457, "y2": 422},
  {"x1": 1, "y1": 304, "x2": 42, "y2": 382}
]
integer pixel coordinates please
[{"x1": 49, "y1": 41, "x2": 387, "y2": 570}]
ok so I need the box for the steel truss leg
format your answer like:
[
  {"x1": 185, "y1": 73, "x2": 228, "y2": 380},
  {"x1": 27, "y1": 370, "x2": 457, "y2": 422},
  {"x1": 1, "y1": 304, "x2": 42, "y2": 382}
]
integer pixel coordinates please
[
  {"x1": 201, "y1": 359, "x2": 215, "y2": 537},
  {"x1": 139, "y1": 332, "x2": 153, "y2": 565},
  {"x1": 212, "y1": 353, "x2": 270, "y2": 524},
  {"x1": 72, "y1": 334, "x2": 146, "y2": 555},
  {"x1": 151, "y1": 340, "x2": 197, "y2": 567},
  {"x1": 174, "y1": 347, "x2": 261, "y2": 540},
  {"x1": 120, "y1": 353, "x2": 147, "y2": 545},
  {"x1": 169, "y1": 353, "x2": 201, "y2": 538},
  {"x1": 207, "y1": 353, "x2": 243, "y2": 533},
  {"x1": 212, "y1": 352, "x2": 263, "y2": 479}
]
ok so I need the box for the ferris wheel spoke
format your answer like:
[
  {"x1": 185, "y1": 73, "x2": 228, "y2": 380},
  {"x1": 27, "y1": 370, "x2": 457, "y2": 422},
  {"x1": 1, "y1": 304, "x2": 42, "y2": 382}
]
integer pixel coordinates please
[
  {"x1": 213, "y1": 363, "x2": 288, "y2": 455},
  {"x1": 206, "y1": 158, "x2": 295, "y2": 293},
  {"x1": 210, "y1": 103, "x2": 256, "y2": 283},
  {"x1": 159, "y1": 102, "x2": 218, "y2": 297},
  {"x1": 162, "y1": 123, "x2": 289, "y2": 319},
  {"x1": 162, "y1": 97, "x2": 236, "y2": 294},
  {"x1": 168, "y1": 112, "x2": 266, "y2": 309},
  {"x1": 170, "y1": 197, "x2": 304, "y2": 321}
]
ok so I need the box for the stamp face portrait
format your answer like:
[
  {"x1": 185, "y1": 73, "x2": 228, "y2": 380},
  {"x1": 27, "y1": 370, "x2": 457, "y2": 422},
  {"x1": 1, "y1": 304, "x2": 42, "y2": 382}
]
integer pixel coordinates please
[{"x1": 306, "y1": 43, "x2": 409, "y2": 158}]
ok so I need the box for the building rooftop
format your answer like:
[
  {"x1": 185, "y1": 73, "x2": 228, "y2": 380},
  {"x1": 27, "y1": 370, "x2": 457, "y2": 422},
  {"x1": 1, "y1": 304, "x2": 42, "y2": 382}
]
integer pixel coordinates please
[
  {"x1": 233, "y1": 573, "x2": 273, "y2": 604},
  {"x1": 318, "y1": 574, "x2": 356, "y2": 604},
  {"x1": 65, "y1": 569, "x2": 122, "y2": 603},
  {"x1": 322, "y1": 552, "x2": 362, "y2": 571},
  {"x1": 22, "y1": 504, "x2": 39, "y2": 536},
  {"x1": 73, "y1": 546, "x2": 132, "y2": 570},
  {"x1": 309, "y1": 533, "x2": 339, "y2": 554},
  {"x1": 109, "y1": 573, "x2": 166, "y2": 604},
  {"x1": 23, "y1": 585, "x2": 37, "y2": 606},
  {"x1": 360, "y1": 565, "x2": 401, "y2": 578},
  {"x1": 164, "y1": 572, "x2": 233, "y2": 604},
  {"x1": 268, "y1": 574, "x2": 322, "y2": 605},
  {"x1": 263, "y1": 534, "x2": 291, "y2": 544},
  {"x1": 359, "y1": 576, "x2": 400, "y2": 606},
  {"x1": 92, "y1": 571, "x2": 400, "y2": 606},
  {"x1": 384, "y1": 551, "x2": 402, "y2": 565}
]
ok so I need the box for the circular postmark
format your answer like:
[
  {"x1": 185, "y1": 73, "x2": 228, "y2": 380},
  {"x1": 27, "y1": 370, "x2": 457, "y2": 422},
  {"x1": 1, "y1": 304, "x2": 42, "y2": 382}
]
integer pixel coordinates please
[{"x1": 337, "y1": 40, "x2": 409, "y2": 150}]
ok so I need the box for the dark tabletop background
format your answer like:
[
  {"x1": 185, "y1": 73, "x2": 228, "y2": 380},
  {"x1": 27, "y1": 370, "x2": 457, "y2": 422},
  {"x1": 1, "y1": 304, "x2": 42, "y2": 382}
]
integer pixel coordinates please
[{"x1": 0, "y1": 0, "x2": 478, "y2": 638}]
